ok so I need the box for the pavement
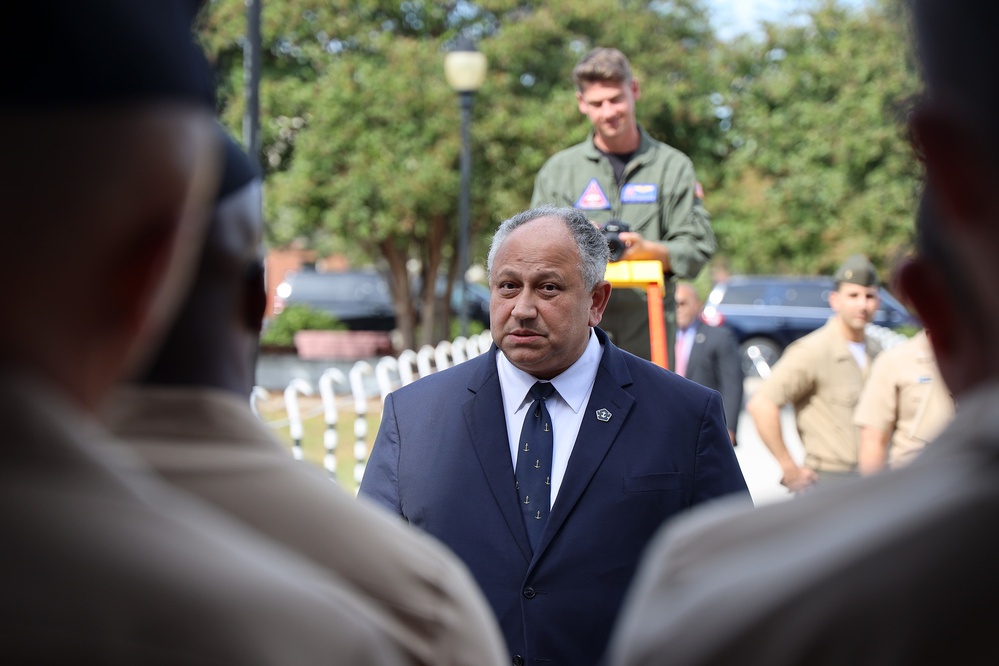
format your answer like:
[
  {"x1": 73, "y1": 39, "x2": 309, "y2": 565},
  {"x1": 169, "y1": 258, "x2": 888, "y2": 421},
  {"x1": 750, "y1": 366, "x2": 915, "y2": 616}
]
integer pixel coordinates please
[{"x1": 733, "y1": 377, "x2": 804, "y2": 506}]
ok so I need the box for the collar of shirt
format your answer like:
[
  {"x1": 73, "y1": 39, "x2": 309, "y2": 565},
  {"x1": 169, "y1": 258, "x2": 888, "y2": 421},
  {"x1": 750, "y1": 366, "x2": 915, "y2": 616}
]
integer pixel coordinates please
[
  {"x1": 496, "y1": 329, "x2": 603, "y2": 506},
  {"x1": 677, "y1": 325, "x2": 698, "y2": 345},
  {"x1": 497, "y1": 328, "x2": 602, "y2": 417}
]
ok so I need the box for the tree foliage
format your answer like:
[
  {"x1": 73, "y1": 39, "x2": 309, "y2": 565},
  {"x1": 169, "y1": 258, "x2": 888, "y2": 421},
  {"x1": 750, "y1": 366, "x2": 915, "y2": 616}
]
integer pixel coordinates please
[
  {"x1": 708, "y1": 0, "x2": 921, "y2": 276},
  {"x1": 198, "y1": 0, "x2": 922, "y2": 347}
]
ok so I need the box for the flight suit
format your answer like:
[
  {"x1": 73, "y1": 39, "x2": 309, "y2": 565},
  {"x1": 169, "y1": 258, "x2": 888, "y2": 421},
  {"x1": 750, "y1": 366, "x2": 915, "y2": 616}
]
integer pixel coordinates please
[{"x1": 531, "y1": 127, "x2": 716, "y2": 365}]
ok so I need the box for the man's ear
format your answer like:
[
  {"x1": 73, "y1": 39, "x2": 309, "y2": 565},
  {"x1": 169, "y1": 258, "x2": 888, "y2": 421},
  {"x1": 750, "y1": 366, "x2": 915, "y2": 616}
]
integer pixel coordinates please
[
  {"x1": 910, "y1": 111, "x2": 993, "y2": 227},
  {"x1": 828, "y1": 288, "x2": 840, "y2": 312},
  {"x1": 589, "y1": 281, "x2": 612, "y2": 326}
]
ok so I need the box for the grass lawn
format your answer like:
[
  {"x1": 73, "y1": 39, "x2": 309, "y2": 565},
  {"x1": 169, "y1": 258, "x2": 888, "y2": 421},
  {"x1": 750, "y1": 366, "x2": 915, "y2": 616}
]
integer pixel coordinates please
[{"x1": 256, "y1": 394, "x2": 384, "y2": 492}]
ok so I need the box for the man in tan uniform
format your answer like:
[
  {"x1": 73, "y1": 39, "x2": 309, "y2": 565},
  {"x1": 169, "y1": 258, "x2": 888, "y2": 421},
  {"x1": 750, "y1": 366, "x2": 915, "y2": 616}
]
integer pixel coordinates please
[
  {"x1": 746, "y1": 255, "x2": 882, "y2": 492},
  {"x1": 854, "y1": 329, "x2": 954, "y2": 474},
  {"x1": 1, "y1": 4, "x2": 407, "y2": 663},
  {"x1": 107, "y1": 129, "x2": 509, "y2": 666}
]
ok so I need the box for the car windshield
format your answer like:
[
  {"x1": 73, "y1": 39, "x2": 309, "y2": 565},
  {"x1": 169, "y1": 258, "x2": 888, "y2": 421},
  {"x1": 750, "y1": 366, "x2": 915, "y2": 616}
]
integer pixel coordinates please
[{"x1": 290, "y1": 272, "x2": 391, "y2": 303}]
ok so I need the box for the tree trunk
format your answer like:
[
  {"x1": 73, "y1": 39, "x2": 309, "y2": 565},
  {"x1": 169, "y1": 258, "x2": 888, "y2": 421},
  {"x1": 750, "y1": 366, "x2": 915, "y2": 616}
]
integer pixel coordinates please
[{"x1": 380, "y1": 238, "x2": 416, "y2": 352}]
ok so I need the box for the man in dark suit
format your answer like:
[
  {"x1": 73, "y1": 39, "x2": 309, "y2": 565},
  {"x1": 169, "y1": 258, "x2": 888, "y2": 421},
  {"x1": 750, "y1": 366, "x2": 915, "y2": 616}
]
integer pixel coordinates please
[
  {"x1": 674, "y1": 282, "x2": 744, "y2": 444},
  {"x1": 359, "y1": 205, "x2": 750, "y2": 666}
]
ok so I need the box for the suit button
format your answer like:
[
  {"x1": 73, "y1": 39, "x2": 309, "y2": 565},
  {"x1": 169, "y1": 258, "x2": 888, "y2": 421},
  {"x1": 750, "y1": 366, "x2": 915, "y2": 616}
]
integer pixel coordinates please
[
  {"x1": 513, "y1": 656, "x2": 524, "y2": 666},
  {"x1": 523, "y1": 586, "x2": 536, "y2": 599}
]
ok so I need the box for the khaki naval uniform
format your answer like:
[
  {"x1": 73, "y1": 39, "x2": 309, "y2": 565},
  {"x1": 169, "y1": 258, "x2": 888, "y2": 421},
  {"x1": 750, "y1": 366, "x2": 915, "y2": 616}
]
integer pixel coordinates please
[
  {"x1": 1, "y1": 371, "x2": 408, "y2": 665},
  {"x1": 607, "y1": 379, "x2": 999, "y2": 666},
  {"x1": 756, "y1": 318, "x2": 881, "y2": 473},
  {"x1": 107, "y1": 385, "x2": 509, "y2": 666},
  {"x1": 853, "y1": 330, "x2": 954, "y2": 469}
]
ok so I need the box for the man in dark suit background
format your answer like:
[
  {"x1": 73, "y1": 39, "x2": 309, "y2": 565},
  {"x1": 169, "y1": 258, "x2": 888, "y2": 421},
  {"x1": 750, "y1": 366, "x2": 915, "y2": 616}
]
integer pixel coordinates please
[
  {"x1": 359, "y1": 205, "x2": 749, "y2": 666},
  {"x1": 674, "y1": 282, "x2": 744, "y2": 445}
]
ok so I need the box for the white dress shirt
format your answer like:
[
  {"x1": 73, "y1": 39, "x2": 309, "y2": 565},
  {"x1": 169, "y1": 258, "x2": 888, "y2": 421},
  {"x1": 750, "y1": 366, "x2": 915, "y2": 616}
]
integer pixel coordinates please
[{"x1": 496, "y1": 329, "x2": 603, "y2": 507}]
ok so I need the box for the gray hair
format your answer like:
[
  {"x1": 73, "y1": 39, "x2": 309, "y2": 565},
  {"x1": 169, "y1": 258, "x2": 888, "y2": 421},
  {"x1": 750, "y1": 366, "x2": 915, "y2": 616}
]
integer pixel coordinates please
[{"x1": 487, "y1": 205, "x2": 609, "y2": 290}]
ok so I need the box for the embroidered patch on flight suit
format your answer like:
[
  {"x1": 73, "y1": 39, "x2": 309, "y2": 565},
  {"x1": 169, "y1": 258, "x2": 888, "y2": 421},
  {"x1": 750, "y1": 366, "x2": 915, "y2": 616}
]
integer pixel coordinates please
[
  {"x1": 621, "y1": 183, "x2": 657, "y2": 203},
  {"x1": 575, "y1": 178, "x2": 611, "y2": 210}
]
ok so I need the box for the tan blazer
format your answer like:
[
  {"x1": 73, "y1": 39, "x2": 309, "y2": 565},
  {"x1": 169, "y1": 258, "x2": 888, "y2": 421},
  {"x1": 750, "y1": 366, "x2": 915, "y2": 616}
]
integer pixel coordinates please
[{"x1": 107, "y1": 385, "x2": 509, "y2": 666}]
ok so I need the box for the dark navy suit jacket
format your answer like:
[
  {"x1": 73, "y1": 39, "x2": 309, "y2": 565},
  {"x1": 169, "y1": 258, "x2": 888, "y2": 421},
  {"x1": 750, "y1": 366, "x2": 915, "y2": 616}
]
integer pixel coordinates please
[
  {"x1": 683, "y1": 321, "x2": 745, "y2": 435},
  {"x1": 359, "y1": 328, "x2": 750, "y2": 666}
]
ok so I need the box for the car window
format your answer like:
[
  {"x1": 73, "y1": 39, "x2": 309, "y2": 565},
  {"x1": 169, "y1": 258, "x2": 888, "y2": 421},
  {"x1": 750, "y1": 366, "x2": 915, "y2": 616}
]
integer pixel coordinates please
[
  {"x1": 290, "y1": 273, "x2": 392, "y2": 304},
  {"x1": 784, "y1": 284, "x2": 831, "y2": 308},
  {"x1": 719, "y1": 284, "x2": 769, "y2": 305}
]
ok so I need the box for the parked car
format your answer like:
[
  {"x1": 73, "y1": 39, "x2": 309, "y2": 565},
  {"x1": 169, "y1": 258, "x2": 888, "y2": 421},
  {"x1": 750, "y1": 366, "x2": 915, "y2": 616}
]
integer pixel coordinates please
[
  {"x1": 412, "y1": 276, "x2": 491, "y2": 329},
  {"x1": 273, "y1": 268, "x2": 397, "y2": 331},
  {"x1": 702, "y1": 275, "x2": 919, "y2": 376},
  {"x1": 274, "y1": 268, "x2": 491, "y2": 333}
]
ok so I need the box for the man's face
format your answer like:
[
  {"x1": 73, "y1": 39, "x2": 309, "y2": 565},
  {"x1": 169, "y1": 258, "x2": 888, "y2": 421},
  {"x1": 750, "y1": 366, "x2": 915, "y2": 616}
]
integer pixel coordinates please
[
  {"x1": 490, "y1": 217, "x2": 609, "y2": 379},
  {"x1": 576, "y1": 79, "x2": 639, "y2": 149},
  {"x1": 674, "y1": 285, "x2": 701, "y2": 330},
  {"x1": 830, "y1": 282, "x2": 880, "y2": 334}
]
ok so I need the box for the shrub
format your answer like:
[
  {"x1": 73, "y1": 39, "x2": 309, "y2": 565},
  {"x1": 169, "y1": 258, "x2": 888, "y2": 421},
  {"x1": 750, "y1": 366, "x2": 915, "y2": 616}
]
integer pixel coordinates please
[{"x1": 260, "y1": 304, "x2": 346, "y2": 347}]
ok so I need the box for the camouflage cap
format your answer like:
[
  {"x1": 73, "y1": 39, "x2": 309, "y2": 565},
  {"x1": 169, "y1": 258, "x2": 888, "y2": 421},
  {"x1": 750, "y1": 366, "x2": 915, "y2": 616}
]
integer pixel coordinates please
[{"x1": 834, "y1": 254, "x2": 880, "y2": 287}]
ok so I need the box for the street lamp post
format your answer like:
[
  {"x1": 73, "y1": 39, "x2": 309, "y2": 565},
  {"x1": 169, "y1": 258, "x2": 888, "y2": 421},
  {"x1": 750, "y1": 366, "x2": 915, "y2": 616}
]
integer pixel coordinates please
[
  {"x1": 444, "y1": 36, "x2": 487, "y2": 338},
  {"x1": 243, "y1": 0, "x2": 262, "y2": 158}
]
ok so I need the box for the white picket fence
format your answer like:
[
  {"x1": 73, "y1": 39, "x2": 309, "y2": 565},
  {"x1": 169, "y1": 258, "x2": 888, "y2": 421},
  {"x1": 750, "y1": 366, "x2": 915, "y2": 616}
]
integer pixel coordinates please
[
  {"x1": 256, "y1": 324, "x2": 910, "y2": 487},
  {"x1": 255, "y1": 330, "x2": 493, "y2": 487}
]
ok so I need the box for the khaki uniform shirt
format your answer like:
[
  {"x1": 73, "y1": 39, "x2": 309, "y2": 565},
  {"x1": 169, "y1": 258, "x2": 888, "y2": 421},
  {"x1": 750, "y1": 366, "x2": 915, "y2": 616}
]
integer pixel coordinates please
[
  {"x1": 107, "y1": 385, "x2": 509, "y2": 666},
  {"x1": 853, "y1": 330, "x2": 954, "y2": 468},
  {"x1": 1, "y1": 372, "x2": 407, "y2": 665},
  {"x1": 756, "y1": 318, "x2": 881, "y2": 472},
  {"x1": 607, "y1": 380, "x2": 999, "y2": 666}
]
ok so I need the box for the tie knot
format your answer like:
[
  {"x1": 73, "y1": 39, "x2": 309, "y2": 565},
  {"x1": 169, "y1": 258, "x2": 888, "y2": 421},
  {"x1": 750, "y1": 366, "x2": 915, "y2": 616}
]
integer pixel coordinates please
[{"x1": 530, "y1": 381, "x2": 556, "y2": 402}]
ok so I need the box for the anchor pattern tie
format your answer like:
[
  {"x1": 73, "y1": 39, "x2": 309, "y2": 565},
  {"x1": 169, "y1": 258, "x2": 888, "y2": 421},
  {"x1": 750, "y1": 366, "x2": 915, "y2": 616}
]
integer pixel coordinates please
[{"x1": 515, "y1": 381, "x2": 556, "y2": 550}]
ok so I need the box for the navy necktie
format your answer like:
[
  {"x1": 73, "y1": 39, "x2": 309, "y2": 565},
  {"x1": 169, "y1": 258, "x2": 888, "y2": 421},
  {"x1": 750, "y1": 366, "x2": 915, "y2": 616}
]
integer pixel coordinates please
[{"x1": 516, "y1": 381, "x2": 556, "y2": 550}]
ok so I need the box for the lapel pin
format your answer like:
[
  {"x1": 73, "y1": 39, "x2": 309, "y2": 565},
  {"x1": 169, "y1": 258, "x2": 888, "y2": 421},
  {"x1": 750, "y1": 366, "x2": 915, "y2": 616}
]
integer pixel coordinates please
[{"x1": 595, "y1": 408, "x2": 612, "y2": 422}]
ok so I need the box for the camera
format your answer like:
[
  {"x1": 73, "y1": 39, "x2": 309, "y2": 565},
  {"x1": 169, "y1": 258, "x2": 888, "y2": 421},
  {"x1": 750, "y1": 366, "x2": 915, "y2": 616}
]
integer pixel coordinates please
[{"x1": 600, "y1": 220, "x2": 631, "y2": 262}]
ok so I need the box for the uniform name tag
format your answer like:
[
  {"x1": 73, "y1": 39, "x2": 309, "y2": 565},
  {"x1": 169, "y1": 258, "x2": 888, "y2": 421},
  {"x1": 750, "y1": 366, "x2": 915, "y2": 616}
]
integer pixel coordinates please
[{"x1": 621, "y1": 183, "x2": 657, "y2": 203}]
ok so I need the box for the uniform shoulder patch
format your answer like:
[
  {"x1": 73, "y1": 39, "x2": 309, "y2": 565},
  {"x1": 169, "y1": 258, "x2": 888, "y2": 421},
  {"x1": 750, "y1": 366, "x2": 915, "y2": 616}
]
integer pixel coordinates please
[{"x1": 575, "y1": 178, "x2": 611, "y2": 210}]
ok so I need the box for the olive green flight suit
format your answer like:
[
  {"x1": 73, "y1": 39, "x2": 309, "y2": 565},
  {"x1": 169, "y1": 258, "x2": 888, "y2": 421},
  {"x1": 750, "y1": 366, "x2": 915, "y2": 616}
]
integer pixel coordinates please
[{"x1": 531, "y1": 127, "x2": 716, "y2": 366}]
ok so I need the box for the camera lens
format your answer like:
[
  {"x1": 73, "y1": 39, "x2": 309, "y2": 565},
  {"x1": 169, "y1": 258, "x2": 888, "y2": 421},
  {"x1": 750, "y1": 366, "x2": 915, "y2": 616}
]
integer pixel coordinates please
[{"x1": 601, "y1": 220, "x2": 630, "y2": 262}]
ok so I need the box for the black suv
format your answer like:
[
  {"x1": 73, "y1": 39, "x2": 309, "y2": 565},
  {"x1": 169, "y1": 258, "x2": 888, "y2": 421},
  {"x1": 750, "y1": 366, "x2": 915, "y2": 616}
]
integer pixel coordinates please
[
  {"x1": 703, "y1": 275, "x2": 918, "y2": 376},
  {"x1": 273, "y1": 268, "x2": 397, "y2": 331},
  {"x1": 273, "y1": 268, "x2": 491, "y2": 332}
]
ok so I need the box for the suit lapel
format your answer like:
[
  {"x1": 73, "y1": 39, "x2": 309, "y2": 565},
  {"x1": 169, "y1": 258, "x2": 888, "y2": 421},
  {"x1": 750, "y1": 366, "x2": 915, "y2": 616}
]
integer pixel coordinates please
[
  {"x1": 535, "y1": 332, "x2": 635, "y2": 556},
  {"x1": 462, "y1": 349, "x2": 534, "y2": 561}
]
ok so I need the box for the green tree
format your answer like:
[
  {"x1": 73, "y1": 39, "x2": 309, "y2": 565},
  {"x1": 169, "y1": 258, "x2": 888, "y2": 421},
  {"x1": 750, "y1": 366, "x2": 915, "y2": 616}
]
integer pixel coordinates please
[
  {"x1": 198, "y1": 0, "x2": 726, "y2": 349},
  {"x1": 708, "y1": 0, "x2": 921, "y2": 276},
  {"x1": 199, "y1": 0, "x2": 925, "y2": 338}
]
